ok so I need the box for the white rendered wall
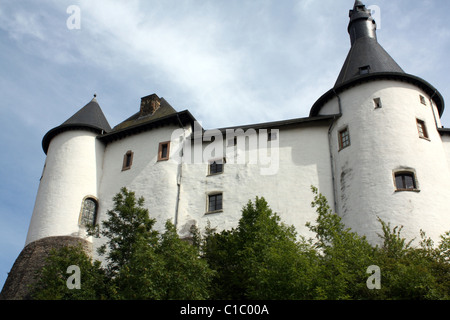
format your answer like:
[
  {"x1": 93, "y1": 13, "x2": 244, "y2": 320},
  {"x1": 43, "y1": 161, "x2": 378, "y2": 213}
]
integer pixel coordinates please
[
  {"x1": 176, "y1": 124, "x2": 334, "y2": 240},
  {"x1": 324, "y1": 80, "x2": 450, "y2": 245},
  {"x1": 95, "y1": 123, "x2": 191, "y2": 251},
  {"x1": 26, "y1": 130, "x2": 104, "y2": 245},
  {"x1": 440, "y1": 135, "x2": 450, "y2": 173}
]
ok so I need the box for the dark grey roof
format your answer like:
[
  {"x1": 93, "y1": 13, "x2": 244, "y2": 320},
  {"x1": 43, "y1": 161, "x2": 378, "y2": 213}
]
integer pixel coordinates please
[
  {"x1": 61, "y1": 97, "x2": 111, "y2": 132},
  {"x1": 335, "y1": 1, "x2": 404, "y2": 87},
  {"x1": 99, "y1": 109, "x2": 197, "y2": 144},
  {"x1": 42, "y1": 97, "x2": 111, "y2": 154},
  {"x1": 334, "y1": 37, "x2": 405, "y2": 87},
  {"x1": 310, "y1": 1, "x2": 445, "y2": 117},
  {"x1": 112, "y1": 97, "x2": 177, "y2": 131}
]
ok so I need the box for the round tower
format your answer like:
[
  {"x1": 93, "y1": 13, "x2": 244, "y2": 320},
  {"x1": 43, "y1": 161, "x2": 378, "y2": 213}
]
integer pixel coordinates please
[
  {"x1": 1, "y1": 96, "x2": 111, "y2": 299},
  {"x1": 26, "y1": 96, "x2": 111, "y2": 245},
  {"x1": 310, "y1": 1, "x2": 450, "y2": 245}
]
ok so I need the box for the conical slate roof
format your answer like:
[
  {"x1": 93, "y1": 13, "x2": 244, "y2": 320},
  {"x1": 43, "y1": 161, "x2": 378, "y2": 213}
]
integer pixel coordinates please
[
  {"x1": 335, "y1": 37, "x2": 405, "y2": 87},
  {"x1": 61, "y1": 96, "x2": 111, "y2": 132},
  {"x1": 42, "y1": 96, "x2": 111, "y2": 154},
  {"x1": 310, "y1": 1, "x2": 445, "y2": 117},
  {"x1": 334, "y1": 0, "x2": 405, "y2": 87}
]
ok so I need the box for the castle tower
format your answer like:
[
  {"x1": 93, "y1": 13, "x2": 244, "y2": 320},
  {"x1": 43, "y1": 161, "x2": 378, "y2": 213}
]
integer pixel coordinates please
[
  {"x1": 27, "y1": 95, "x2": 111, "y2": 245},
  {"x1": 0, "y1": 96, "x2": 111, "y2": 299},
  {"x1": 310, "y1": 1, "x2": 450, "y2": 244}
]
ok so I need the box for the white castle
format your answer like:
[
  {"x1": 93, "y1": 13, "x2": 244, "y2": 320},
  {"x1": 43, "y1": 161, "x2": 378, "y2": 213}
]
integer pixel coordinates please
[{"x1": 2, "y1": 1, "x2": 450, "y2": 299}]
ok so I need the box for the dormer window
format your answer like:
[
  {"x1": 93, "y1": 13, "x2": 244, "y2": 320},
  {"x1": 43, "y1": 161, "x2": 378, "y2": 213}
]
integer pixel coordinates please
[{"x1": 359, "y1": 65, "x2": 371, "y2": 75}]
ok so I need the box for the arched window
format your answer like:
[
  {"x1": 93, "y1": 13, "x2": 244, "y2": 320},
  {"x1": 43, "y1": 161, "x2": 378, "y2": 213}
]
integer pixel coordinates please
[{"x1": 80, "y1": 197, "x2": 98, "y2": 227}]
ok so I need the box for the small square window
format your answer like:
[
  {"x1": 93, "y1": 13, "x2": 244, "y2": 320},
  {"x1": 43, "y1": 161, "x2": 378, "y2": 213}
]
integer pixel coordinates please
[
  {"x1": 416, "y1": 119, "x2": 429, "y2": 140},
  {"x1": 359, "y1": 65, "x2": 370, "y2": 75},
  {"x1": 122, "y1": 151, "x2": 134, "y2": 171},
  {"x1": 158, "y1": 142, "x2": 170, "y2": 161},
  {"x1": 394, "y1": 171, "x2": 418, "y2": 191},
  {"x1": 338, "y1": 127, "x2": 351, "y2": 150},
  {"x1": 374, "y1": 98, "x2": 382, "y2": 109},
  {"x1": 420, "y1": 95, "x2": 427, "y2": 105},
  {"x1": 207, "y1": 193, "x2": 223, "y2": 213},
  {"x1": 209, "y1": 159, "x2": 225, "y2": 175}
]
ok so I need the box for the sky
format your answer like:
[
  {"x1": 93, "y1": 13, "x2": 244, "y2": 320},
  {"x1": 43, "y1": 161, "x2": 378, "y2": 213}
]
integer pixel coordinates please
[{"x1": 1, "y1": 0, "x2": 450, "y2": 291}]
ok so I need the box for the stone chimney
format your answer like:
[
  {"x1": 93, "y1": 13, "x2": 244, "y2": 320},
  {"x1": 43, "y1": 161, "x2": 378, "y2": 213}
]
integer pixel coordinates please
[{"x1": 140, "y1": 94, "x2": 161, "y2": 117}]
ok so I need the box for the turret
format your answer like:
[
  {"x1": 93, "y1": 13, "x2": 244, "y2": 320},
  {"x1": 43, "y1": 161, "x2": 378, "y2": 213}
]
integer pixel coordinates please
[
  {"x1": 26, "y1": 96, "x2": 111, "y2": 245},
  {"x1": 310, "y1": 1, "x2": 450, "y2": 244}
]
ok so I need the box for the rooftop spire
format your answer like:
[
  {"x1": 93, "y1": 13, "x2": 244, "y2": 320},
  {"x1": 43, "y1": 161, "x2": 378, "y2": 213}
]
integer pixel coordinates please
[
  {"x1": 348, "y1": 0, "x2": 377, "y2": 46},
  {"x1": 334, "y1": 1, "x2": 404, "y2": 87}
]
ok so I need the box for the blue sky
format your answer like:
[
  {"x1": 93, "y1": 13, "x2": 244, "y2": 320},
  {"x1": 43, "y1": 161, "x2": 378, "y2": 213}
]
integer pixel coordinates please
[{"x1": 1, "y1": 0, "x2": 450, "y2": 291}]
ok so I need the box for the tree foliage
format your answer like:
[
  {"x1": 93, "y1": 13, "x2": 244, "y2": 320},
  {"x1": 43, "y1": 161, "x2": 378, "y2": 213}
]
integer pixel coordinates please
[{"x1": 31, "y1": 186, "x2": 450, "y2": 300}]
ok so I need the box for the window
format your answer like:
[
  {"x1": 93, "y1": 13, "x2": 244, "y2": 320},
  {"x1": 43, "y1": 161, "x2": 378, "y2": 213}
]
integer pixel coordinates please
[
  {"x1": 80, "y1": 197, "x2": 98, "y2": 226},
  {"x1": 374, "y1": 98, "x2": 382, "y2": 109},
  {"x1": 420, "y1": 95, "x2": 427, "y2": 105},
  {"x1": 158, "y1": 142, "x2": 170, "y2": 161},
  {"x1": 416, "y1": 119, "x2": 429, "y2": 139},
  {"x1": 207, "y1": 193, "x2": 223, "y2": 213},
  {"x1": 394, "y1": 171, "x2": 418, "y2": 191},
  {"x1": 209, "y1": 158, "x2": 225, "y2": 175},
  {"x1": 359, "y1": 65, "x2": 370, "y2": 75},
  {"x1": 122, "y1": 150, "x2": 134, "y2": 171},
  {"x1": 338, "y1": 127, "x2": 351, "y2": 150}
]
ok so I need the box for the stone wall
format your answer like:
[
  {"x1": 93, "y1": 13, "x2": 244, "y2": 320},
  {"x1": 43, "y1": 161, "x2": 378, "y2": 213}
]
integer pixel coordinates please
[{"x1": 0, "y1": 236, "x2": 91, "y2": 300}]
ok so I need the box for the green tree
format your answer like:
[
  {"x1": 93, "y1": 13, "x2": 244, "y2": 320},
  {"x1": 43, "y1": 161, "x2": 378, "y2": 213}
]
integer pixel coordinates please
[
  {"x1": 373, "y1": 221, "x2": 450, "y2": 300},
  {"x1": 307, "y1": 186, "x2": 450, "y2": 300},
  {"x1": 31, "y1": 187, "x2": 213, "y2": 300},
  {"x1": 91, "y1": 187, "x2": 213, "y2": 300},
  {"x1": 200, "y1": 196, "x2": 320, "y2": 300},
  {"x1": 30, "y1": 244, "x2": 109, "y2": 300},
  {"x1": 307, "y1": 186, "x2": 377, "y2": 299}
]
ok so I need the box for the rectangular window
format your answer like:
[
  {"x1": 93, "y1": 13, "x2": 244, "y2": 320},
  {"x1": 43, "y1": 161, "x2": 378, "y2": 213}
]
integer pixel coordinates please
[
  {"x1": 207, "y1": 193, "x2": 223, "y2": 213},
  {"x1": 209, "y1": 159, "x2": 225, "y2": 175},
  {"x1": 158, "y1": 142, "x2": 170, "y2": 161},
  {"x1": 394, "y1": 171, "x2": 418, "y2": 191},
  {"x1": 416, "y1": 119, "x2": 429, "y2": 139},
  {"x1": 420, "y1": 95, "x2": 427, "y2": 105},
  {"x1": 338, "y1": 127, "x2": 350, "y2": 150},
  {"x1": 359, "y1": 65, "x2": 370, "y2": 75},
  {"x1": 122, "y1": 151, "x2": 134, "y2": 171},
  {"x1": 374, "y1": 98, "x2": 382, "y2": 109}
]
